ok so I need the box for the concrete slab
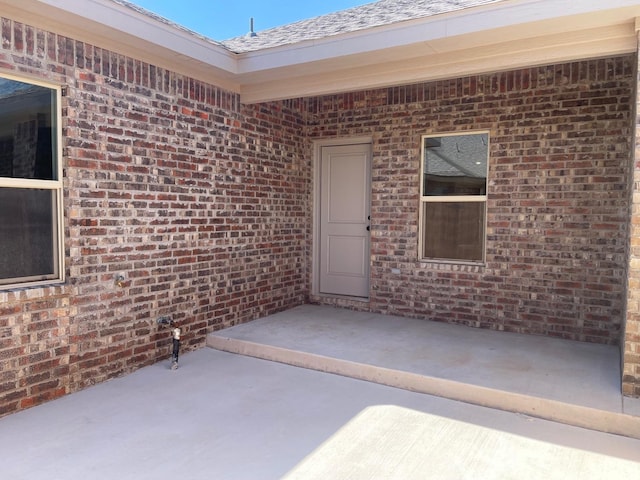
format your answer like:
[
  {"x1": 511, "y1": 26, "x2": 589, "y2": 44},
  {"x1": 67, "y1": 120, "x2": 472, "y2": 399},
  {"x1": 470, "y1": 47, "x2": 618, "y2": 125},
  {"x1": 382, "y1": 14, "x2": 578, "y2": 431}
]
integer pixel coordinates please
[
  {"x1": 208, "y1": 304, "x2": 640, "y2": 438},
  {"x1": 1, "y1": 348, "x2": 639, "y2": 480},
  {"x1": 285, "y1": 405, "x2": 640, "y2": 480}
]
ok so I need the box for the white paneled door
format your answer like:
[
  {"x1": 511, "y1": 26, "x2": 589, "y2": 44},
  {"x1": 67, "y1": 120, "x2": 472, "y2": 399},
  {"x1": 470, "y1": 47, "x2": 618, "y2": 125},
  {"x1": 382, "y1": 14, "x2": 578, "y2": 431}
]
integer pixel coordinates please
[{"x1": 319, "y1": 143, "x2": 371, "y2": 297}]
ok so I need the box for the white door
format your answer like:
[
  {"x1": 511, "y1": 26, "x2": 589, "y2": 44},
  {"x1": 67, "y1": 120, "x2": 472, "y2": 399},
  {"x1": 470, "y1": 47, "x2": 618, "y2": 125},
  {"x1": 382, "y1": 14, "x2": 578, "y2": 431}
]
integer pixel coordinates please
[{"x1": 319, "y1": 144, "x2": 371, "y2": 297}]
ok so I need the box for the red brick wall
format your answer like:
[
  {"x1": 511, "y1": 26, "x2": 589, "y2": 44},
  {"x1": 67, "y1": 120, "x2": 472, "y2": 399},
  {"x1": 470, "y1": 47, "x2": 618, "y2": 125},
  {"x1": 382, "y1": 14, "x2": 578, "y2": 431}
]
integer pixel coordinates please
[
  {"x1": 0, "y1": 18, "x2": 309, "y2": 416},
  {"x1": 0, "y1": 15, "x2": 636, "y2": 416},
  {"x1": 623, "y1": 36, "x2": 640, "y2": 397},
  {"x1": 306, "y1": 57, "x2": 634, "y2": 345}
]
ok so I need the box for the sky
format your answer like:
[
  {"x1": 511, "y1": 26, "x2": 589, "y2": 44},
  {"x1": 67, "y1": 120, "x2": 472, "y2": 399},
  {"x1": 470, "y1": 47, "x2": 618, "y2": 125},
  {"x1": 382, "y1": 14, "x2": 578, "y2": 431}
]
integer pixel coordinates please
[{"x1": 130, "y1": 1, "x2": 372, "y2": 41}]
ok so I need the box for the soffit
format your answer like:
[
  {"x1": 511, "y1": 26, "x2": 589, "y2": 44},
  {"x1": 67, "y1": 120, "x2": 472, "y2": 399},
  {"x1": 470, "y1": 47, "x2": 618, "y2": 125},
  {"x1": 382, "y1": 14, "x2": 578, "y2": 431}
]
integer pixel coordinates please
[
  {"x1": 1, "y1": 0, "x2": 639, "y2": 104},
  {"x1": 235, "y1": 1, "x2": 640, "y2": 103}
]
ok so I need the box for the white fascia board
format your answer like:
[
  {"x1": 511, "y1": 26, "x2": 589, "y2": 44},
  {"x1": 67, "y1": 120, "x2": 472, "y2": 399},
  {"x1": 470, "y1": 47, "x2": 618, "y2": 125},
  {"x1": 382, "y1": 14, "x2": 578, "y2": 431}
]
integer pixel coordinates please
[
  {"x1": 20, "y1": 0, "x2": 238, "y2": 74},
  {"x1": 240, "y1": 23, "x2": 636, "y2": 104},
  {"x1": 236, "y1": 0, "x2": 640, "y2": 75}
]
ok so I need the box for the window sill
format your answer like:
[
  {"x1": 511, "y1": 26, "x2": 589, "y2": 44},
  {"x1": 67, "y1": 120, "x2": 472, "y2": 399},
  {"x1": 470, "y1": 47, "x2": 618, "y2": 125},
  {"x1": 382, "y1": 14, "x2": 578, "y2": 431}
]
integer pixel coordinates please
[{"x1": 419, "y1": 258, "x2": 487, "y2": 268}]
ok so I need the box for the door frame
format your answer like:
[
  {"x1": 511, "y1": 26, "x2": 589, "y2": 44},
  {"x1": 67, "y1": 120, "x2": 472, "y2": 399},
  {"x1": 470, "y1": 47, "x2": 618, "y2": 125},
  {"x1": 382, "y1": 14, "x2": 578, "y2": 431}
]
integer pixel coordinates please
[{"x1": 312, "y1": 137, "x2": 373, "y2": 299}]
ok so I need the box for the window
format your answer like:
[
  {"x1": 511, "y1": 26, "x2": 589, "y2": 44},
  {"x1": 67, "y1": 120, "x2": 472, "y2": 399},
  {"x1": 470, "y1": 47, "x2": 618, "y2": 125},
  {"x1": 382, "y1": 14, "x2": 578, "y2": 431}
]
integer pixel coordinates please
[
  {"x1": 0, "y1": 75, "x2": 63, "y2": 287},
  {"x1": 419, "y1": 132, "x2": 488, "y2": 263}
]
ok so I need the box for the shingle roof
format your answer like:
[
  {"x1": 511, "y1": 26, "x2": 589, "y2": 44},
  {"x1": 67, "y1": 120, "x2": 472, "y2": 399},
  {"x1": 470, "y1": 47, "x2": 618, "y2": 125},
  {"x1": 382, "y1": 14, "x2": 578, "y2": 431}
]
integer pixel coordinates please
[
  {"x1": 221, "y1": 0, "x2": 506, "y2": 53},
  {"x1": 114, "y1": 0, "x2": 225, "y2": 48}
]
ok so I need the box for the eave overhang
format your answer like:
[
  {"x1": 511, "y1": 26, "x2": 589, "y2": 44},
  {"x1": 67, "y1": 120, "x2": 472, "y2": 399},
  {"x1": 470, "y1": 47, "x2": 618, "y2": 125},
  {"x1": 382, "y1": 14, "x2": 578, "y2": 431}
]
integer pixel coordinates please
[
  {"x1": 235, "y1": 0, "x2": 640, "y2": 103},
  {"x1": 1, "y1": 0, "x2": 639, "y2": 104},
  {"x1": 0, "y1": 0, "x2": 239, "y2": 92}
]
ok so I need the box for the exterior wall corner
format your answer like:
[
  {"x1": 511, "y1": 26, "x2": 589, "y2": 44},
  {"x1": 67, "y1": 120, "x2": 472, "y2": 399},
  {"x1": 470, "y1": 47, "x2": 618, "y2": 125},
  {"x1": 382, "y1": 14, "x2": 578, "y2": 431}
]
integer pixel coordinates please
[{"x1": 622, "y1": 37, "x2": 640, "y2": 398}]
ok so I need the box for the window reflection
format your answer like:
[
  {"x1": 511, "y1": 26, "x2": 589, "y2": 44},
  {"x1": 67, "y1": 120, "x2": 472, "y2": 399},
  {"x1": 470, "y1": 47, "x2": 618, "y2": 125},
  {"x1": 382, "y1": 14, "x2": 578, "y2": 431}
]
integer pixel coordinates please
[
  {"x1": 420, "y1": 132, "x2": 489, "y2": 263},
  {"x1": 0, "y1": 78, "x2": 56, "y2": 180},
  {"x1": 423, "y1": 133, "x2": 487, "y2": 196}
]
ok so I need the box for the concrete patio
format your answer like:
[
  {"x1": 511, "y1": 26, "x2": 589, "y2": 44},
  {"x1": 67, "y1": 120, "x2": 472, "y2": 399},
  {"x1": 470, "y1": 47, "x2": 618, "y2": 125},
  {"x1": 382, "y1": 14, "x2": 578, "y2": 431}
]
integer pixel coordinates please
[
  {"x1": 209, "y1": 305, "x2": 640, "y2": 438},
  {"x1": 2, "y1": 304, "x2": 640, "y2": 479}
]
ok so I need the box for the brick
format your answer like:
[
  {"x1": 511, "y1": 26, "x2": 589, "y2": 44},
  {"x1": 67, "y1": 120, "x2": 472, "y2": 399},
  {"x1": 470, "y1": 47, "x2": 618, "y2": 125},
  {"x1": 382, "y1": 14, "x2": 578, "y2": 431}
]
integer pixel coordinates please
[
  {"x1": 1, "y1": 13, "x2": 638, "y2": 418},
  {"x1": 308, "y1": 58, "x2": 633, "y2": 351}
]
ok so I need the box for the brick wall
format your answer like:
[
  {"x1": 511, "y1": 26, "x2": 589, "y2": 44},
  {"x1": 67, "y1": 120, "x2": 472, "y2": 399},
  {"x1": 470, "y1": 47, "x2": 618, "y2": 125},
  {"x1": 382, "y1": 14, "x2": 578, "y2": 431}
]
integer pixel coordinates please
[
  {"x1": 306, "y1": 56, "x2": 634, "y2": 345},
  {"x1": 0, "y1": 15, "x2": 637, "y2": 417},
  {"x1": 623, "y1": 36, "x2": 640, "y2": 397},
  {"x1": 0, "y1": 18, "x2": 309, "y2": 416}
]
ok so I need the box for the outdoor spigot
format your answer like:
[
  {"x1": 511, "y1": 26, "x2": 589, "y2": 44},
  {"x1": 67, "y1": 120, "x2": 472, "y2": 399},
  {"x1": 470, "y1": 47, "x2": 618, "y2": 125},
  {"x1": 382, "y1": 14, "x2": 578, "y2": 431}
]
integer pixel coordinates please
[
  {"x1": 114, "y1": 273, "x2": 125, "y2": 288},
  {"x1": 157, "y1": 316, "x2": 181, "y2": 370},
  {"x1": 171, "y1": 326, "x2": 181, "y2": 370}
]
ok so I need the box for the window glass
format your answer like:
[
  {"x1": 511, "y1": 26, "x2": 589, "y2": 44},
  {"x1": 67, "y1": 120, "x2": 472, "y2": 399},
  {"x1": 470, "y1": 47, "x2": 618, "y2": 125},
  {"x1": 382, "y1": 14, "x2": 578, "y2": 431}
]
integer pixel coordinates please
[
  {"x1": 0, "y1": 78, "x2": 57, "y2": 180},
  {"x1": 423, "y1": 134, "x2": 487, "y2": 196},
  {"x1": 0, "y1": 76, "x2": 61, "y2": 287},
  {"x1": 0, "y1": 188, "x2": 57, "y2": 283},
  {"x1": 420, "y1": 132, "x2": 488, "y2": 263},
  {"x1": 422, "y1": 202, "x2": 485, "y2": 261}
]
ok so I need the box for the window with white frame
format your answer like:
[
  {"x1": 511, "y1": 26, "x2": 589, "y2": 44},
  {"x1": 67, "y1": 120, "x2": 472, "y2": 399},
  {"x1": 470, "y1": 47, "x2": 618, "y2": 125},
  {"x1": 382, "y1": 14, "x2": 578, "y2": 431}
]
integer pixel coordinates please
[
  {"x1": 419, "y1": 132, "x2": 488, "y2": 263},
  {"x1": 0, "y1": 75, "x2": 63, "y2": 287}
]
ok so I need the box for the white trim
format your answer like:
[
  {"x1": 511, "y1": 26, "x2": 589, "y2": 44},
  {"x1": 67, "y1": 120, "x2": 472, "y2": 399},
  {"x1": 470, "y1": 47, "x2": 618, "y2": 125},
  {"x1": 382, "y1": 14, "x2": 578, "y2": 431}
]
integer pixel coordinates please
[
  {"x1": 423, "y1": 196, "x2": 488, "y2": 203},
  {"x1": 419, "y1": 131, "x2": 489, "y2": 263},
  {"x1": 0, "y1": 178, "x2": 60, "y2": 189},
  {"x1": 3, "y1": 1, "x2": 640, "y2": 103},
  {"x1": 236, "y1": 1, "x2": 640, "y2": 102},
  {"x1": 236, "y1": 0, "x2": 639, "y2": 73},
  {"x1": 0, "y1": 0, "x2": 239, "y2": 92},
  {"x1": 0, "y1": 72, "x2": 65, "y2": 288},
  {"x1": 239, "y1": 23, "x2": 636, "y2": 103},
  {"x1": 54, "y1": 79, "x2": 65, "y2": 286},
  {"x1": 0, "y1": 70, "x2": 64, "y2": 90}
]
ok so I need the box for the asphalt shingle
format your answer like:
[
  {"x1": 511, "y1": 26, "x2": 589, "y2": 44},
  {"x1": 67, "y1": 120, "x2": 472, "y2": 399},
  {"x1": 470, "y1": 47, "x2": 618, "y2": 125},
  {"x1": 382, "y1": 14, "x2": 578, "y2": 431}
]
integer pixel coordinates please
[
  {"x1": 113, "y1": 0, "x2": 225, "y2": 48},
  {"x1": 221, "y1": 0, "x2": 506, "y2": 53}
]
